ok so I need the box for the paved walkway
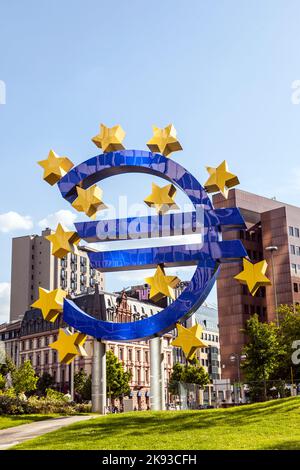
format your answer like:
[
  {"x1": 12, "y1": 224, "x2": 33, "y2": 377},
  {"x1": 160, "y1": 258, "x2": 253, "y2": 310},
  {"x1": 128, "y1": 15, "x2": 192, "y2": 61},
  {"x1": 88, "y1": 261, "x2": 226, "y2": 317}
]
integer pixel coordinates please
[{"x1": 0, "y1": 415, "x2": 94, "y2": 449}]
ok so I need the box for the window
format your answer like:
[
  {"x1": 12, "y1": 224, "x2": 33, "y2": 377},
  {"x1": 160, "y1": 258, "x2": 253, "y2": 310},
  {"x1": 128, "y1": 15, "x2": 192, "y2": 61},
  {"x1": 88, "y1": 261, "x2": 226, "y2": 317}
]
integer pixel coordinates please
[
  {"x1": 119, "y1": 348, "x2": 123, "y2": 361},
  {"x1": 128, "y1": 349, "x2": 132, "y2": 361},
  {"x1": 136, "y1": 350, "x2": 141, "y2": 362},
  {"x1": 167, "y1": 353, "x2": 171, "y2": 365},
  {"x1": 294, "y1": 283, "x2": 299, "y2": 293},
  {"x1": 296, "y1": 228, "x2": 300, "y2": 238},
  {"x1": 296, "y1": 247, "x2": 300, "y2": 256},
  {"x1": 145, "y1": 351, "x2": 148, "y2": 363},
  {"x1": 137, "y1": 369, "x2": 141, "y2": 384},
  {"x1": 289, "y1": 226, "x2": 294, "y2": 236},
  {"x1": 290, "y1": 245, "x2": 296, "y2": 255},
  {"x1": 292, "y1": 263, "x2": 297, "y2": 274}
]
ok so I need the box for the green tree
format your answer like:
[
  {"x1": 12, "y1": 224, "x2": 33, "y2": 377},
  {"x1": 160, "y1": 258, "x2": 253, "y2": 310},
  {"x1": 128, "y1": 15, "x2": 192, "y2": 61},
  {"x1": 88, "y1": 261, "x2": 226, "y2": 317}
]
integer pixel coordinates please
[
  {"x1": 242, "y1": 314, "x2": 284, "y2": 402},
  {"x1": 74, "y1": 369, "x2": 91, "y2": 401},
  {"x1": 12, "y1": 360, "x2": 38, "y2": 395},
  {"x1": 168, "y1": 363, "x2": 184, "y2": 395},
  {"x1": 37, "y1": 372, "x2": 55, "y2": 395},
  {"x1": 0, "y1": 355, "x2": 16, "y2": 376},
  {"x1": 168, "y1": 359, "x2": 210, "y2": 395},
  {"x1": 275, "y1": 304, "x2": 300, "y2": 382},
  {"x1": 106, "y1": 350, "x2": 131, "y2": 401},
  {"x1": 0, "y1": 373, "x2": 6, "y2": 391}
]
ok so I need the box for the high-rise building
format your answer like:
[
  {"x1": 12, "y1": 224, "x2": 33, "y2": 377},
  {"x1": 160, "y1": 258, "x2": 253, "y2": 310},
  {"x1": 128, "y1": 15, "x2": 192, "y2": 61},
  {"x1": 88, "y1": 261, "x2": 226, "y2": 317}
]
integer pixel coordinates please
[
  {"x1": 10, "y1": 228, "x2": 105, "y2": 322},
  {"x1": 213, "y1": 188, "x2": 300, "y2": 380}
]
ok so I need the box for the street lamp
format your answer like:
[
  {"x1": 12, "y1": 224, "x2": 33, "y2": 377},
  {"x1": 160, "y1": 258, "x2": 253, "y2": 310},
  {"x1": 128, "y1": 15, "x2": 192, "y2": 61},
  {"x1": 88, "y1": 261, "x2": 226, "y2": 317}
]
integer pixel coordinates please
[
  {"x1": 229, "y1": 353, "x2": 246, "y2": 403},
  {"x1": 265, "y1": 245, "x2": 279, "y2": 326}
]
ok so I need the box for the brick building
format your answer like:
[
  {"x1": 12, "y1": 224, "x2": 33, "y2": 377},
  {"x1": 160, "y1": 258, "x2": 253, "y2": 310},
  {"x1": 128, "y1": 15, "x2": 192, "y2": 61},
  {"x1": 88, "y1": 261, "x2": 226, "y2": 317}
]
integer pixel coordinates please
[{"x1": 213, "y1": 188, "x2": 300, "y2": 380}]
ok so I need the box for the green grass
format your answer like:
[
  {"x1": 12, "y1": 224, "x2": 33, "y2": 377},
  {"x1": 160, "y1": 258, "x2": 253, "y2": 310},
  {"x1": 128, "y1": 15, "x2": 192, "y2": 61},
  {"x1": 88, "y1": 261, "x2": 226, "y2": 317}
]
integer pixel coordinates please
[
  {"x1": 0, "y1": 414, "x2": 60, "y2": 430},
  {"x1": 10, "y1": 397, "x2": 300, "y2": 450}
]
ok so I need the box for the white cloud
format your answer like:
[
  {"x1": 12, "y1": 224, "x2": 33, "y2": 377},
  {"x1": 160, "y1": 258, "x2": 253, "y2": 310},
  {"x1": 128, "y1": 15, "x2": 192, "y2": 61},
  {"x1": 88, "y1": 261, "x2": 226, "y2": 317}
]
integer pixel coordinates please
[
  {"x1": 0, "y1": 283, "x2": 10, "y2": 324},
  {"x1": 0, "y1": 212, "x2": 33, "y2": 233},
  {"x1": 38, "y1": 210, "x2": 78, "y2": 231}
]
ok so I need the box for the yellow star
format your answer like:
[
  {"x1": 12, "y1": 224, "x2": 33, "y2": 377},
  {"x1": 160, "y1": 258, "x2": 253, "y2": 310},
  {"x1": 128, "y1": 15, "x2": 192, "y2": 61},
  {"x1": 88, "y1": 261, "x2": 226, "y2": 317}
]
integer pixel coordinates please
[
  {"x1": 145, "y1": 265, "x2": 180, "y2": 302},
  {"x1": 45, "y1": 223, "x2": 80, "y2": 259},
  {"x1": 144, "y1": 183, "x2": 179, "y2": 214},
  {"x1": 204, "y1": 160, "x2": 240, "y2": 199},
  {"x1": 147, "y1": 124, "x2": 182, "y2": 157},
  {"x1": 234, "y1": 258, "x2": 271, "y2": 296},
  {"x1": 50, "y1": 328, "x2": 88, "y2": 364},
  {"x1": 31, "y1": 287, "x2": 67, "y2": 322},
  {"x1": 171, "y1": 323, "x2": 207, "y2": 361},
  {"x1": 38, "y1": 150, "x2": 74, "y2": 186},
  {"x1": 91, "y1": 123, "x2": 125, "y2": 152},
  {"x1": 72, "y1": 184, "x2": 107, "y2": 220}
]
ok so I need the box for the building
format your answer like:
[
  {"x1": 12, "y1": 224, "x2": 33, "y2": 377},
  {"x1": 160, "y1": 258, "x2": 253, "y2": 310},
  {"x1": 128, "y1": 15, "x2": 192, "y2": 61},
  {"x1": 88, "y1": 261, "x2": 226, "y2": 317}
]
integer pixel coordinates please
[
  {"x1": 10, "y1": 228, "x2": 105, "y2": 322},
  {"x1": 1, "y1": 291, "x2": 173, "y2": 410},
  {"x1": 173, "y1": 303, "x2": 221, "y2": 381},
  {"x1": 127, "y1": 282, "x2": 222, "y2": 382},
  {"x1": 213, "y1": 188, "x2": 300, "y2": 380}
]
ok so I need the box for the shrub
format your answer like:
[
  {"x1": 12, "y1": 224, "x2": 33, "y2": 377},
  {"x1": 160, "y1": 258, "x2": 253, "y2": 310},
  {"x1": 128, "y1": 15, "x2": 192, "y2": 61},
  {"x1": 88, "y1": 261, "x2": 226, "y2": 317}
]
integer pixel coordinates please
[{"x1": 0, "y1": 388, "x2": 90, "y2": 415}]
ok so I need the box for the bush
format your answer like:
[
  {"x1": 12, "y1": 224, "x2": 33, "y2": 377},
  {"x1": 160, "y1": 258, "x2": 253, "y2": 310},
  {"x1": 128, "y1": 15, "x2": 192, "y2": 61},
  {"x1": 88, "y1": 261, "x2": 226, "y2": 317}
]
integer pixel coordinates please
[{"x1": 0, "y1": 389, "x2": 91, "y2": 415}]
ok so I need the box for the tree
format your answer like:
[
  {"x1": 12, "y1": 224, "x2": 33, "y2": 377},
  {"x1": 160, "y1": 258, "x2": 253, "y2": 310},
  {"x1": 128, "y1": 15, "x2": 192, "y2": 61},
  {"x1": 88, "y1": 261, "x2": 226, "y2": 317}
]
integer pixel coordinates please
[
  {"x1": 12, "y1": 360, "x2": 38, "y2": 395},
  {"x1": 0, "y1": 355, "x2": 16, "y2": 376},
  {"x1": 168, "y1": 359, "x2": 210, "y2": 395},
  {"x1": 37, "y1": 372, "x2": 55, "y2": 395},
  {"x1": 275, "y1": 304, "x2": 300, "y2": 382},
  {"x1": 106, "y1": 350, "x2": 131, "y2": 401},
  {"x1": 74, "y1": 369, "x2": 91, "y2": 401},
  {"x1": 242, "y1": 314, "x2": 284, "y2": 402},
  {"x1": 0, "y1": 373, "x2": 5, "y2": 391}
]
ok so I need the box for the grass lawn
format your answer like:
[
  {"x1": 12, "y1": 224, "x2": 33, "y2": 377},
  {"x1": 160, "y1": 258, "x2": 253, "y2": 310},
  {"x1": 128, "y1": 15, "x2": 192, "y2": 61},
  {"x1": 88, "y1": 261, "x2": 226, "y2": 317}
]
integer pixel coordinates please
[
  {"x1": 0, "y1": 414, "x2": 61, "y2": 430},
  {"x1": 11, "y1": 397, "x2": 300, "y2": 450}
]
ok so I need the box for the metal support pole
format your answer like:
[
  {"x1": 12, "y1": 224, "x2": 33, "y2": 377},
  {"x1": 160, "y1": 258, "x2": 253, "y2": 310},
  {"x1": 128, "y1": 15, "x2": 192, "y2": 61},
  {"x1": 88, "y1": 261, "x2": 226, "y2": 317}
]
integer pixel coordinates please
[
  {"x1": 270, "y1": 252, "x2": 279, "y2": 326},
  {"x1": 70, "y1": 360, "x2": 74, "y2": 401},
  {"x1": 150, "y1": 337, "x2": 164, "y2": 410},
  {"x1": 92, "y1": 339, "x2": 106, "y2": 414},
  {"x1": 70, "y1": 327, "x2": 74, "y2": 401}
]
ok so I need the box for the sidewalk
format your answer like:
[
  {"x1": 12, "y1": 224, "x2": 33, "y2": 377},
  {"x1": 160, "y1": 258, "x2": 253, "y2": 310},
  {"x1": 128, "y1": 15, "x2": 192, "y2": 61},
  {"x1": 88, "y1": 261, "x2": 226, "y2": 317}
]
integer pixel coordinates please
[{"x1": 0, "y1": 415, "x2": 94, "y2": 449}]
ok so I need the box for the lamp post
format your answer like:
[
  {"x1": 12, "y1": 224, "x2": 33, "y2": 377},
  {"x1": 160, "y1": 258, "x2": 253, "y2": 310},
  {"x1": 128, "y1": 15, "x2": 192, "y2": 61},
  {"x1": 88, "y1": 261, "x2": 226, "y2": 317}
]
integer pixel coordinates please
[
  {"x1": 229, "y1": 353, "x2": 246, "y2": 403},
  {"x1": 265, "y1": 245, "x2": 279, "y2": 326}
]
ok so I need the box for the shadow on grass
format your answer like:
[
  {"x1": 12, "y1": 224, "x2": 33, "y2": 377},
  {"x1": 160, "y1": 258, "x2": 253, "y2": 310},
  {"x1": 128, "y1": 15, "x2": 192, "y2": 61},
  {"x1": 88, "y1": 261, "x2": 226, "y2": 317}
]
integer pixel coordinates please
[
  {"x1": 262, "y1": 440, "x2": 300, "y2": 450},
  {"x1": 14, "y1": 397, "x2": 300, "y2": 450}
]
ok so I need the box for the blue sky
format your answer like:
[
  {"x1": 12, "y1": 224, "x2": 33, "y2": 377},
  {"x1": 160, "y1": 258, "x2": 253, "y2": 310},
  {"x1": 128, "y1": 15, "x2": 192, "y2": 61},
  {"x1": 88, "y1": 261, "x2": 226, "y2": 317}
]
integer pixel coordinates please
[{"x1": 1, "y1": 0, "x2": 300, "y2": 322}]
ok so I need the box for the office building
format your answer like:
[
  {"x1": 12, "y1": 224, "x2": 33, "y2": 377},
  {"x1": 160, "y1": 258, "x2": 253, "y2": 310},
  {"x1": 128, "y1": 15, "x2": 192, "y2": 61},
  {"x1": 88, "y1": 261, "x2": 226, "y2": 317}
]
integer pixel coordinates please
[
  {"x1": 10, "y1": 228, "x2": 105, "y2": 322},
  {"x1": 213, "y1": 188, "x2": 300, "y2": 380}
]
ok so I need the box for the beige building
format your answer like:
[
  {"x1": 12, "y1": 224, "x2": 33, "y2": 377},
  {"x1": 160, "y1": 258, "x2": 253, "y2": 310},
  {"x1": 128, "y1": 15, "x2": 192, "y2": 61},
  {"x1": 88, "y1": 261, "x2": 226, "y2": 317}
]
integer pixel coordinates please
[
  {"x1": 10, "y1": 228, "x2": 105, "y2": 322},
  {"x1": 0, "y1": 291, "x2": 173, "y2": 410}
]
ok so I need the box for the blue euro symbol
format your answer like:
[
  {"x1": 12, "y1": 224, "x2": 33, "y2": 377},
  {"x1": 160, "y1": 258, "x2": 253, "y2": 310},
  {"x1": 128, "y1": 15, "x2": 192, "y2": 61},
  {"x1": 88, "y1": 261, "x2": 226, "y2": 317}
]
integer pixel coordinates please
[{"x1": 58, "y1": 150, "x2": 246, "y2": 341}]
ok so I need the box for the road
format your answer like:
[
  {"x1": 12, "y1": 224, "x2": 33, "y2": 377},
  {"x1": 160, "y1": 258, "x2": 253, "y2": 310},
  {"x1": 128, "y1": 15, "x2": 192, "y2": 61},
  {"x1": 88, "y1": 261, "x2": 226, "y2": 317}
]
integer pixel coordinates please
[{"x1": 0, "y1": 415, "x2": 94, "y2": 449}]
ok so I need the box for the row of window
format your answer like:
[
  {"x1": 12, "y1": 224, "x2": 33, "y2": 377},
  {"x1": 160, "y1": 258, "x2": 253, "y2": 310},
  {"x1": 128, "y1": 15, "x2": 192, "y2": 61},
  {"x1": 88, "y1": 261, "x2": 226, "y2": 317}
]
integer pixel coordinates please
[
  {"x1": 290, "y1": 245, "x2": 300, "y2": 256},
  {"x1": 21, "y1": 350, "x2": 57, "y2": 365},
  {"x1": 244, "y1": 304, "x2": 267, "y2": 318},
  {"x1": 289, "y1": 226, "x2": 300, "y2": 238},
  {"x1": 291, "y1": 263, "x2": 300, "y2": 275},
  {"x1": 201, "y1": 332, "x2": 219, "y2": 342},
  {"x1": 20, "y1": 335, "x2": 57, "y2": 351}
]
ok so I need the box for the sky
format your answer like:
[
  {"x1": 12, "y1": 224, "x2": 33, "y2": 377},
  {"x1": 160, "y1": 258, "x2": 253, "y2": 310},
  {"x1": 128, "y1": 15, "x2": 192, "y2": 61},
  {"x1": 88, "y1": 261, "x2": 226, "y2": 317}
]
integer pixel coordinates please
[{"x1": 1, "y1": 0, "x2": 300, "y2": 323}]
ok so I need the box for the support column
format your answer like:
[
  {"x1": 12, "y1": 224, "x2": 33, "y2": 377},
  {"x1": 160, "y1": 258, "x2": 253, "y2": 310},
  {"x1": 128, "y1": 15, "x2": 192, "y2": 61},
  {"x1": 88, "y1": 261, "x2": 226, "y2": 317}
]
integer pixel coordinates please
[
  {"x1": 150, "y1": 337, "x2": 165, "y2": 410},
  {"x1": 92, "y1": 339, "x2": 106, "y2": 414}
]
